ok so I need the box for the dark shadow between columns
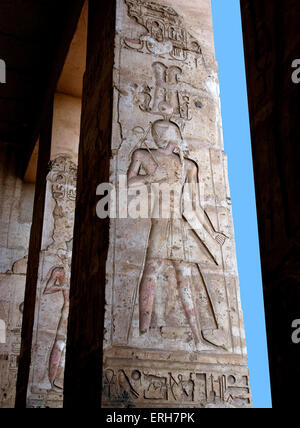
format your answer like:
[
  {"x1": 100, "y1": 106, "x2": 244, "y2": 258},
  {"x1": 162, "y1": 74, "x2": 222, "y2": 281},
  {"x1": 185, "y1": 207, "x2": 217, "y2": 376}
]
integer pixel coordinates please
[
  {"x1": 240, "y1": 0, "x2": 300, "y2": 408},
  {"x1": 63, "y1": 0, "x2": 116, "y2": 408},
  {"x1": 15, "y1": 96, "x2": 54, "y2": 408}
]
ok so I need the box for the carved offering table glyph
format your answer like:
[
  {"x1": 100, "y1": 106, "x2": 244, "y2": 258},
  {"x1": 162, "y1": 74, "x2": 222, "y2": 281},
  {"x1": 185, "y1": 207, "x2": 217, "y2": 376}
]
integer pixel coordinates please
[{"x1": 101, "y1": 0, "x2": 252, "y2": 408}]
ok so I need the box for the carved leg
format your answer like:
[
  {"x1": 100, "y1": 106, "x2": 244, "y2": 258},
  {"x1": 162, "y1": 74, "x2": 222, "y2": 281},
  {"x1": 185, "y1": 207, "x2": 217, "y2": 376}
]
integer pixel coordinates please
[
  {"x1": 53, "y1": 343, "x2": 66, "y2": 390},
  {"x1": 49, "y1": 339, "x2": 65, "y2": 389},
  {"x1": 50, "y1": 295, "x2": 69, "y2": 389},
  {"x1": 173, "y1": 261, "x2": 201, "y2": 344},
  {"x1": 139, "y1": 258, "x2": 163, "y2": 334}
]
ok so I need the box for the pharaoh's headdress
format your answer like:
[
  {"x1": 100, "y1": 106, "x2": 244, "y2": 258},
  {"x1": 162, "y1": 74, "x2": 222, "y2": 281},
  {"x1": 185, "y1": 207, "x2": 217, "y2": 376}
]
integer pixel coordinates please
[{"x1": 135, "y1": 102, "x2": 187, "y2": 168}]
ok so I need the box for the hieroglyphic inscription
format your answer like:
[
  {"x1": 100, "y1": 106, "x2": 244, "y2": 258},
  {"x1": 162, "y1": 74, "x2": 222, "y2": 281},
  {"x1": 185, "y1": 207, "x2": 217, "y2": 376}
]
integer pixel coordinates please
[
  {"x1": 138, "y1": 62, "x2": 192, "y2": 120},
  {"x1": 123, "y1": 0, "x2": 202, "y2": 61},
  {"x1": 103, "y1": 367, "x2": 251, "y2": 408}
]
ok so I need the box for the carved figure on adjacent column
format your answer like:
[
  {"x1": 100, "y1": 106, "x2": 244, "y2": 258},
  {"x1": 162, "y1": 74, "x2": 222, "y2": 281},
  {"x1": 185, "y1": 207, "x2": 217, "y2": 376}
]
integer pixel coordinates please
[
  {"x1": 127, "y1": 103, "x2": 228, "y2": 348},
  {"x1": 40, "y1": 156, "x2": 77, "y2": 392},
  {"x1": 43, "y1": 255, "x2": 70, "y2": 391}
]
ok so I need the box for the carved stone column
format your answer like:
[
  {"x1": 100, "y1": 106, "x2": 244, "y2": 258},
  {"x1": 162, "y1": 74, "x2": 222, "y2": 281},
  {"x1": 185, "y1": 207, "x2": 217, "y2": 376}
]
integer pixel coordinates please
[
  {"x1": 25, "y1": 94, "x2": 80, "y2": 408},
  {"x1": 64, "y1": 0, "x2": 252, "y2": 408},
  {"x1": 99, "y1": 0, "x2": 252, "y2": 408},
  {"x1": 26, "y1": 156, "x2": 77, "y2": 408}
]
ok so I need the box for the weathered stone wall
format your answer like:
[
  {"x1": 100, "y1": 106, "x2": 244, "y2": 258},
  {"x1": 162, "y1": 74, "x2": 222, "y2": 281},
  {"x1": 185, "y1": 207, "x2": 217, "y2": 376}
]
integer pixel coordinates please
[
  {"x1": 101, "y1": 0, "x2": 251, "y2": 408},
  {"x1": 0, "y1": 144, "x2": 34, "y2": 408}
]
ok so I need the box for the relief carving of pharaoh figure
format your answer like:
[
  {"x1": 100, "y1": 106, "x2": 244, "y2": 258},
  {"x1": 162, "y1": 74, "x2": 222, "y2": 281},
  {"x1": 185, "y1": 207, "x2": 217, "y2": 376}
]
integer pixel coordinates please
[{"x1": 127, "y1": 103, "x2": 228, "y2": 348}]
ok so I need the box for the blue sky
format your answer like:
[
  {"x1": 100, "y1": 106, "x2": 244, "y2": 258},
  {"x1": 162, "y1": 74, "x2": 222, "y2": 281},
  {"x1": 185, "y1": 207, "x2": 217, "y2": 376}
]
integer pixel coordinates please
[{"x1": 211, "y1": 0, "x2": 272, "y2": 408}]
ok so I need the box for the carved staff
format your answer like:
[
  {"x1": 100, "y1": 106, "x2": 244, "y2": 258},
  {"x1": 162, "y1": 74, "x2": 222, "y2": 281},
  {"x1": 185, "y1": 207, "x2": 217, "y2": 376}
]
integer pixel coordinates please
[{"x1": 127, "y1": 225, "x2": 152, "y2": 342}]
